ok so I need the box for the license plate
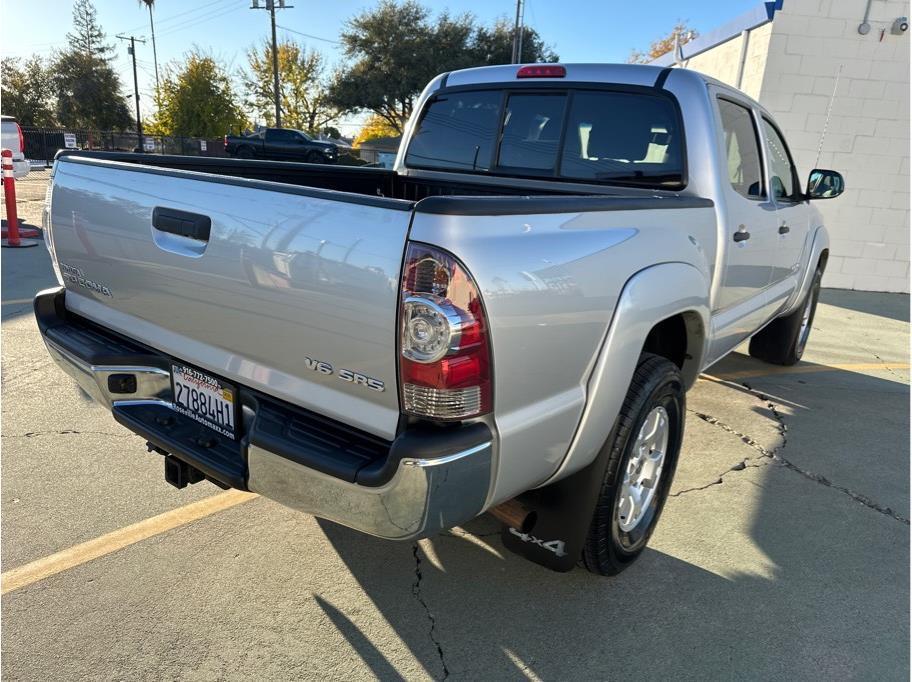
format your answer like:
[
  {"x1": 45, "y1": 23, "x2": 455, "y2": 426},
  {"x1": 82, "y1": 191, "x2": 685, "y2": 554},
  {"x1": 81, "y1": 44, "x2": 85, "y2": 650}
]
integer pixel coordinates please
[{"x1": 171, "y1": 364, "x2": 237, "y2": 439}]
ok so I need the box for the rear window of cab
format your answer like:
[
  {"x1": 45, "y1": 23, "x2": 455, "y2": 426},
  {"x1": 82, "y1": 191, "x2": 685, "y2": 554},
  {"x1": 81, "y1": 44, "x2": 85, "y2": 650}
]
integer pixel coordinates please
[{"x1": 404, "y1": 87, "x2": 685, "y2": 189}]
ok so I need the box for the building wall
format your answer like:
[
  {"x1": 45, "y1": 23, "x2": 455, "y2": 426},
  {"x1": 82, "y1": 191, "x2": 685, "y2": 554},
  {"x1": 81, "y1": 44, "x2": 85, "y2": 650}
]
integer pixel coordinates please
[
  {"x1": 683, "y1": 22, "x2": 773, "y2": 100},
  {"x1": 740, "y1": 22, "x2": 774, "y2": 100},
  {"x1": 760, "y1": 0, "x2": 910, "y2": 292},
  {"x1": 676, "y1": 0, "x2": 910, "y2": 292}
]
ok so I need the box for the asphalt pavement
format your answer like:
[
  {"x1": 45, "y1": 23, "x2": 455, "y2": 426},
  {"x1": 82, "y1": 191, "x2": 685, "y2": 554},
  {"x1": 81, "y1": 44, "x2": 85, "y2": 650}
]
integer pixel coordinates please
[{"x1": 1, "y1": 230, "x2": 909, "y2": 680}]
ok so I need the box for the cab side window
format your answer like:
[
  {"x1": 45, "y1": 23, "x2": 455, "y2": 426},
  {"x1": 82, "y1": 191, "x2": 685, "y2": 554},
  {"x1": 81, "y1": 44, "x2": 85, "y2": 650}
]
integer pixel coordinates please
[
  {"x1": 717, "y1": 98, "x2": 764, "y2": 200},
  {"x1": 761, "y1": 119, "x2": 799, "y2": 201}
]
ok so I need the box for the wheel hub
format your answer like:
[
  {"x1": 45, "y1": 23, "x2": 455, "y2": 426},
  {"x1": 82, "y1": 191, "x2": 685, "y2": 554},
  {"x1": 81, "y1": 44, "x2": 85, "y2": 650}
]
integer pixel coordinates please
[{"x1": 616, "y1": 405, "x2": 669, "y2": 532}]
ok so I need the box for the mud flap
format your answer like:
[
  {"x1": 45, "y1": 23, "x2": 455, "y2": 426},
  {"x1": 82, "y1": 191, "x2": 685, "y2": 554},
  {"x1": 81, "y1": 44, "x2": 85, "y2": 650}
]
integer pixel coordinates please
[{"x1": 500, "y1": 424, "x2": 617, "y2": 572}]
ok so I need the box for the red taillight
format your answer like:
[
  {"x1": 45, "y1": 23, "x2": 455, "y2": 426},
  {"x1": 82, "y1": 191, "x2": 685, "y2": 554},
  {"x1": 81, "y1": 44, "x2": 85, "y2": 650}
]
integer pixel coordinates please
[
  {"x1": 16, "y1": 123, "x2": 24, "y2": 154},
  {"x1": 516, "y1": 65, "x2": 566, "y2": 79},
  {"x1": 223, "y1": 135, "x2": 228, "y2": 147},
  {"x1": 399, "y1": 242, "x2": 492, "y2": 420}
]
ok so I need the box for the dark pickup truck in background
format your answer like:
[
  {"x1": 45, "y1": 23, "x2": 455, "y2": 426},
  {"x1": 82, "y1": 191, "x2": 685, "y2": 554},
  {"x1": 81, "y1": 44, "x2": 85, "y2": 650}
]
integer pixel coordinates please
[{"x1": 224, "y1": 128, "x2": 338, "y2": 163}]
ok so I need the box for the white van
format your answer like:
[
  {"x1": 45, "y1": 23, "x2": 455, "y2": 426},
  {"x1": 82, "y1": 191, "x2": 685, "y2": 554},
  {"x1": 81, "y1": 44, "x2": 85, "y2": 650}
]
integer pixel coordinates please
[{"x1": 1, "y1": 115, "x2": 31, "y2": 179}]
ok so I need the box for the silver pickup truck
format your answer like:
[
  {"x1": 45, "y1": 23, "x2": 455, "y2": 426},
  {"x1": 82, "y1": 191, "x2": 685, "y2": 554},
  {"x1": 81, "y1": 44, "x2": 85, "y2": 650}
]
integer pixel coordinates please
[{"x1": 35, "y1": 63, "x2": 843, "y2": 575}]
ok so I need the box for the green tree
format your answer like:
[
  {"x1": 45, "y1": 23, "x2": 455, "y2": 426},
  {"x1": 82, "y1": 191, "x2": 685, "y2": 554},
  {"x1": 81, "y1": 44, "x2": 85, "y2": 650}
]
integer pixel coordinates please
[
  {"x1": 53, "y1": 0, "x2": 131, "y2": 129},
  {"x1": 0, "y1": 56, "x2": 57, "y2": 126},
  {"x1": 147, "y1": 52, "x2": 246, "y2": 137},
  {"x1": 471, "y1": 19, "x2": 558, "y2": 65},
  {"x1": 244, "y1": 39, "x2": 339, "y2": 133},
  {"x1": 66, "y1": 0, "x2": 113, "y2": 59},
  {"x1": 628, "y1": 21, "x2": 698, "y2": 64},
  {"x1": 329, "y1": 1, "x2": 477, "y2": 134},
  {"x1": 329, "y1": 1, "x2": 559, "y2": 134}
]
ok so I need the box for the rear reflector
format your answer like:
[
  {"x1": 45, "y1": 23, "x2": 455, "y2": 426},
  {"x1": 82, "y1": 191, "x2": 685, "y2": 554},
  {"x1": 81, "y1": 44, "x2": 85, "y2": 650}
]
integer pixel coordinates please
[{"x1": 517, "y1": 65, "x2": 566, "y2": 79}]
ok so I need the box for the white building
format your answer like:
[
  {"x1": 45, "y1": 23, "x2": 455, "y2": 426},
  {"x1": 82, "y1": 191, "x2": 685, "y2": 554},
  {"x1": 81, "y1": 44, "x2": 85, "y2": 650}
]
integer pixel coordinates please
[{"x1": 654, "y1": 0, "x2": 910, "y2": 293}]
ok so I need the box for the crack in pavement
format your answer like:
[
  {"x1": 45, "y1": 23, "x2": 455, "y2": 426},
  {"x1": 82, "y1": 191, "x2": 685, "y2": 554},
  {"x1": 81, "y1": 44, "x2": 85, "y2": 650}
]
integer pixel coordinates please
[
  {"x1": 412, "y1": 544, "x2": 450, "y2": 680},
  {"x1": 847, "y1": 340, "x2": 906, "y2": 381},
  {"x1": 676, "y1": 382, "x2": 909, "y2": 525},
  {"x1": 671, "y1": 457, "x2": 767, "y2": 497}
]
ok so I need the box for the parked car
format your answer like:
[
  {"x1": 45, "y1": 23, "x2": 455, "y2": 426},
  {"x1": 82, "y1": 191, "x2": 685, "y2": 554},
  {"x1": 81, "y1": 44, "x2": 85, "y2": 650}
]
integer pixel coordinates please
[
  {"x1": 1, "y1": 115, "x2": 31, "y2": 179},
  {"x1": 224, "y1": 127, "x2": 338, "y2": 163},
  {"x1": 35, "y1": 63, "x2": 842, "y2": 575}
]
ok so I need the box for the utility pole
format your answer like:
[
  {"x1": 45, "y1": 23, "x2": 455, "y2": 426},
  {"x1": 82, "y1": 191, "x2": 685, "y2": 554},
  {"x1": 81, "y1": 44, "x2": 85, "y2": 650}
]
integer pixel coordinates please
[
  {"x1": 251, "y1": 0, "x2": 293, "y2": 128},
  {"x1": 117, "y1": 34, "x2": 146, "y2": 151},
  {"x1": 511, "y1": 0, "x2": 525, "y2": 64}
]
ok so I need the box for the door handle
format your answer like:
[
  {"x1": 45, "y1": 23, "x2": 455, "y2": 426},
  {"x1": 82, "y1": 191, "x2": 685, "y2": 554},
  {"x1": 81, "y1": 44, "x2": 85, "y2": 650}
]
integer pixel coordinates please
[
  {"x1": 733, "y1": 226, "x2": 751, "y2": 242},
  {"x1": 778, "y1": 224, "x2": 790, "y2": 234},
  {"x1": 152, "y1": 207, "x2": 211, "y2": 241}
]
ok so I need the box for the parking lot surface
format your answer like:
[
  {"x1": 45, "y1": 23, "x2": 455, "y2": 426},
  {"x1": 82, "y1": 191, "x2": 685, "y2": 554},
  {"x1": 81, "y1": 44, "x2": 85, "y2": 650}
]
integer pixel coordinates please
[{"x1": 2, "y1": 230, "x2": 909, "y2": 679}]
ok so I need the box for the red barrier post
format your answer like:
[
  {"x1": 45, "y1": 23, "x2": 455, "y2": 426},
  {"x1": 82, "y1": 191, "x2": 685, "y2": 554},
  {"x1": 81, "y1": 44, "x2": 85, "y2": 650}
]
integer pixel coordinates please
[{"x1": 1, "y1": 149, "x2": 38, "y2": 248}]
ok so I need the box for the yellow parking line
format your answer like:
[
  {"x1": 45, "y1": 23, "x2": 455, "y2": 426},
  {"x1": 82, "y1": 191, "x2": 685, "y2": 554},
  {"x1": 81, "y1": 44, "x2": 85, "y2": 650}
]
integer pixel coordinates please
[
  {"x1": 708, "y1": 361, "x2": 910, "y2": 381},
  {"x1": 2, "y1": 490, "x2": 256, "y2": 595}
]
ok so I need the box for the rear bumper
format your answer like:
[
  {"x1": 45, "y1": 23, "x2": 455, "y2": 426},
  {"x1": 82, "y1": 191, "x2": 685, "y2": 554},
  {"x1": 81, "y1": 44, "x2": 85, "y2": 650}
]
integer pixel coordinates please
[{"x1": 35, "y1": 286, "x2": 493, "y2": 540}]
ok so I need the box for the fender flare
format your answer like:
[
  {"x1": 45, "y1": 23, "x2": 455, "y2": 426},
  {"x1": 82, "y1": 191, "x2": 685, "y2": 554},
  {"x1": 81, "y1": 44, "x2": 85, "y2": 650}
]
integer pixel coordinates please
[
  {"x1": 541, "y1": 261, "x2": 711, "y2": 486},
  {"x1": 781, "y1": 225, "x2": 830, "y2": 315}
]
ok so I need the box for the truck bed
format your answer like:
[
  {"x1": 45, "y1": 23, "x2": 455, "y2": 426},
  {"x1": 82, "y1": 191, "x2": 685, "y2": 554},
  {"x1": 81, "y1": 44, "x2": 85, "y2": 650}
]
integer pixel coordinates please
[
  {"x1": 56, "y1": 151, "x2": 572, "y2": 203},
  {"x1": 47, "y1": 151, "x2": 712, "y2": 442}
]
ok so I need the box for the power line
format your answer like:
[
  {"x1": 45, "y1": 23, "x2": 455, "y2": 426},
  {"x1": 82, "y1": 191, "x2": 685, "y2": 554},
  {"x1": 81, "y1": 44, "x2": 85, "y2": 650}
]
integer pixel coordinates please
[
  {"x1": 275, "y1": 24, "x2": 341, "y2": 45},
  {"x1": 153, "y1": 4, "x2": 246, "y2": 39},
  {"x1": 117, "y1": 0, "x2": 230, "y2": 35}
]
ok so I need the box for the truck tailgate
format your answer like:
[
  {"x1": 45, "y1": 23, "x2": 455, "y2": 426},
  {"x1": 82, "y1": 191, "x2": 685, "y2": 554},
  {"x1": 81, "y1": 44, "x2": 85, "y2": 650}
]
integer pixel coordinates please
[{"x1": 48, "y1": 156, "x2": 414, "y2": 439}]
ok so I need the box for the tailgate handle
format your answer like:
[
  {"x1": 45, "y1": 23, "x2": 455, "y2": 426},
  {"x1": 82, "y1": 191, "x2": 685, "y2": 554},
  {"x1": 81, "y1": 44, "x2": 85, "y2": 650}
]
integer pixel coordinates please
[{"x1": 152, "y1": 207, "x2": 211, "y2": 241}]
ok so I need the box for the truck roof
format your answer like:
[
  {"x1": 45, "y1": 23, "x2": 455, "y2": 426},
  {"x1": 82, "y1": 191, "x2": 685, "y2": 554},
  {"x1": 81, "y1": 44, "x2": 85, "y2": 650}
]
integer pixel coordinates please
[{"x1": 440, "y1": 62, "x2": 767, "y2": 115}]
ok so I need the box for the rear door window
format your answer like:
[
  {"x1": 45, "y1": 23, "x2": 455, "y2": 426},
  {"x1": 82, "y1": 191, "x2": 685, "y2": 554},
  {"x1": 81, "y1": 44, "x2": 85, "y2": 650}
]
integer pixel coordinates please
[
  {"x1": 266, "y1": 129, "x2": 298, "y2": 143},
  {"x1": 405, "y1": 90, "x2": 502, "y2": 171}
]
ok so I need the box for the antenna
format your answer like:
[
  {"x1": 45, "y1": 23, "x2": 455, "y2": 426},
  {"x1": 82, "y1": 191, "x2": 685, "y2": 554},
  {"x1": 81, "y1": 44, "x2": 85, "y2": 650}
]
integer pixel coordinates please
[{"x1": 815, "y1": 63, "x2": 843, "y2": 168}]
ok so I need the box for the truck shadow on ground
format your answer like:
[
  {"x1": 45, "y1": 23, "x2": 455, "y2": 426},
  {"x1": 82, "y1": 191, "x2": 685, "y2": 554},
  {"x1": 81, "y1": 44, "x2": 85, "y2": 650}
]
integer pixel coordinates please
[{"x1": 317, "y1": 348, "x2": 909, "y2": 680}]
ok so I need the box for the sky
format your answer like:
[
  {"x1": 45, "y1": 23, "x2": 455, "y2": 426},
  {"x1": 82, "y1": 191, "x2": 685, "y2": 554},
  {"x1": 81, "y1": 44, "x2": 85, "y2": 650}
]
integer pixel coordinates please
[{"x1": 0, "y1": 0, "x2": 760, "y2": 132}]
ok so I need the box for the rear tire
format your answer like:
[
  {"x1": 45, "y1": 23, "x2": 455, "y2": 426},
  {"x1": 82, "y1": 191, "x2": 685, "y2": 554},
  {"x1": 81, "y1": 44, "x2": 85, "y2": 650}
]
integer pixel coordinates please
[
  {"x1": 582, "y1": 353, "x2": 685, "y2": 576},
  {"x1": 749, "y1": 267, "x2": 822, "y2": 366},
  {"x1": 236, "y1": 146, "x2": 254, "y2": 159}
]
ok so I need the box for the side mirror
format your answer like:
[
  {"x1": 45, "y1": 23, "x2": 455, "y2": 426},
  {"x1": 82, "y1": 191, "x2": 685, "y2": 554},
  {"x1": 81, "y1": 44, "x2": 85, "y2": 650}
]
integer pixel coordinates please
[{"x1": 806, "y1": 169, "x2": 845, "y2": 200}]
